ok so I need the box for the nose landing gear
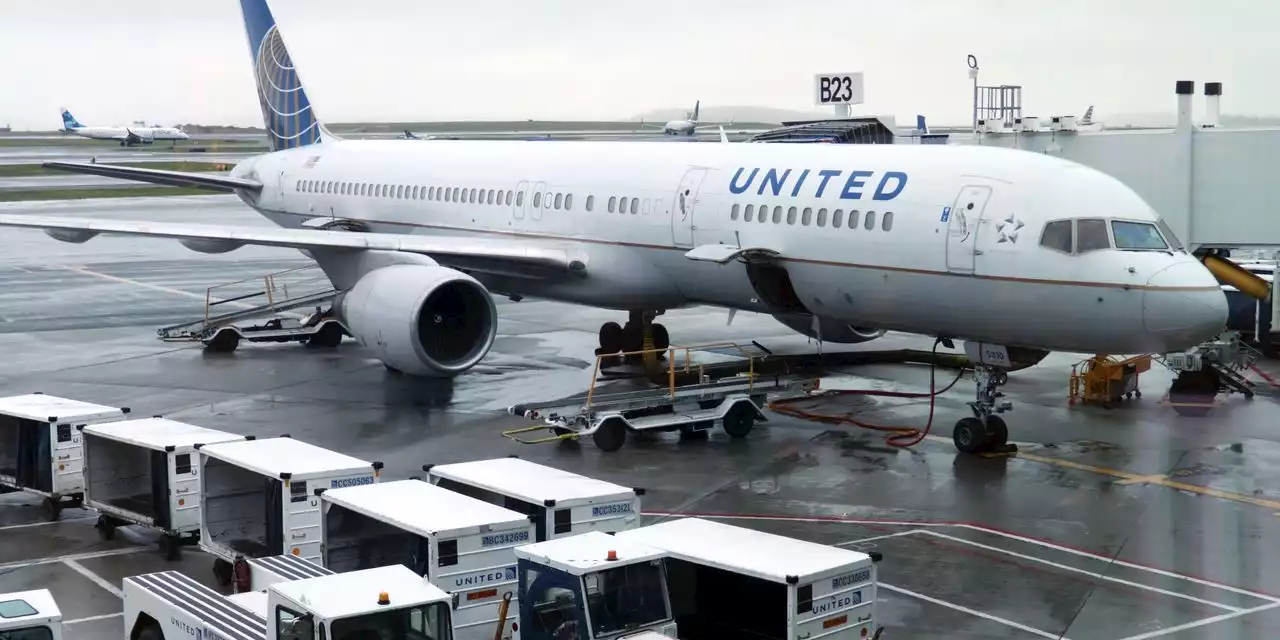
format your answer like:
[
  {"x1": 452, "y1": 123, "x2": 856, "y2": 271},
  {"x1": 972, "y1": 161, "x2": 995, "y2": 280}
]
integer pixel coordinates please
[{"x1": 953, "y1": 351, "x2": 1018, "y2": 455}]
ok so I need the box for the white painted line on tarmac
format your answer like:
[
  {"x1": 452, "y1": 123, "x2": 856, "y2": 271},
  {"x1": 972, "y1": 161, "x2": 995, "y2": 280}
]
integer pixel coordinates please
[
  {"x1": 0, "y1": 546, "x2": 145, "y2": 571},
  {"x1": 835, "y1": 530, "x2": 924, "y2": 547},
  {"x1": 879, "y1": 582, "x2": 1069, "y2": 640},
  {"x1": 63, "y1": 558, "x2": 123, "y2": 597},
  {"x1": 1114, "y1": 601, "x2": 1280, "y2": 640},
  {"x1": 945, "y1": 523, "x2": 1280, "y2": 605},
  {"x1": 0, "y1": 516, "x2": 95, "y2": 531},
  {"x1": 919, "y1": 530, "x2": 1241, "y2": 612},
  {"x1": 64, "y1": 612, "x2": 123, "y2": 625}
]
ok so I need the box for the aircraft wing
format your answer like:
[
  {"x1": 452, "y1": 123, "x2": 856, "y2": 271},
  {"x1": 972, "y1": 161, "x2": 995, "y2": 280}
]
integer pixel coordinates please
[
  {"x1": 0, "y1": 215, "x2": 578, "y2": 278},
  {"x1": 42, "y1": 161, "x2": 262, "y2": 192}
]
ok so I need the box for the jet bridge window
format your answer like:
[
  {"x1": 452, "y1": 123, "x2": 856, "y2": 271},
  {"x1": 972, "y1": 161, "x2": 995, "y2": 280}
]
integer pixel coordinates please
[
  {"x1": 1112, "y1": 220, "x2": 1169, "y2": 250},
  {"x1": 1077, "y1": 218, "x2": 1111, "y2": 252},
  {"x1": 1040, "y1": 220, "x2": 1074, "y2": 254}
]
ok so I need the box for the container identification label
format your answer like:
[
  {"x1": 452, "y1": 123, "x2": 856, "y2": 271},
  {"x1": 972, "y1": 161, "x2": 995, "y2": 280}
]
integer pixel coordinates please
[
  {"x1": 832, "y1": 569, "x2": 872, "y2": 590},
  {"x1": 330, "y1": 475, "x2": 375, "y2": 488},
  {"x1": 591, "y1": 502, "x2": 634, "y2": 517},
  {"x1": 482, "y1": 530, "x2": 530, "y2": 547}
]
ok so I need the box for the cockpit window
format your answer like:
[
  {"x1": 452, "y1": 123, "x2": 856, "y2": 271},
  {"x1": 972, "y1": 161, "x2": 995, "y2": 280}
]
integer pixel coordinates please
[
  {"x1": 1040, "y1": 220, "x2": 1073, "y2": 254},
  {"x1": 1155, "y1": 218, "x2": 1184, "y2": 251},
  {"x1": 1112, "y1": 220, "x2": 1169, "y2": 250},
  {"x1": 1077, "y1": 219, "x2": 1111, "y2": 253}
]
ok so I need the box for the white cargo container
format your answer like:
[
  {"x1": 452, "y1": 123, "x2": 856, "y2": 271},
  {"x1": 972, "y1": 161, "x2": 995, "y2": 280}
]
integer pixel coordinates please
[
  {"x1": 619, "y1": 517, "x2": 882, "y2": 640},
  {"x1": 0, "y1": 393, "x2": 129, "y2": 520},
  {"x1": 425, "y1": 457, "x2": 643, "y2": 540},
  {"x1": 81, "y1": 418, "x2": 243, "y2": 560},
  {"x1": 123, "y1": 564, "x2": 454, "y2": 640},
  {"x1": 318, "y1": 479, "x2": 532, "y2": 640},
  {"x1": 0, "y1": 589, "x2": 63, "y2": 639},
  {"x1": 197, "y1": 436, "x2": 382, "y2": 587},
  {"x1": 513, "y1": 531, "x2": 678, "y2": 640}
]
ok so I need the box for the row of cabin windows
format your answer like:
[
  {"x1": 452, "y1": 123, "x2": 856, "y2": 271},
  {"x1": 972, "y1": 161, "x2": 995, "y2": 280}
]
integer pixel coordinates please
[
  {"x1": 296, "y1": 178, "x2": 596, "y2": 213},
  {"x1": 608, "y1": 196, "x2": 651, "y2": 215},
  {"x1": 730, "y1": 204, "x2": 893, "y2": 232}
]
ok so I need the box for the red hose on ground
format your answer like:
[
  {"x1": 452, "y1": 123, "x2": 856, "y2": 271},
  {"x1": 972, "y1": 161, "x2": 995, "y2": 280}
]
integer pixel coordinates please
[{"x1": 768, "y1": 342, "x2": 968, "y2": 448}]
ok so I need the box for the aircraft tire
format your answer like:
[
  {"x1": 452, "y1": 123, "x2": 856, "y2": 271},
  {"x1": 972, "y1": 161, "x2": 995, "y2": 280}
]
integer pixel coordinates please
[{"x1": 952, "y1": 417, "x2": 987, "y2": 454}]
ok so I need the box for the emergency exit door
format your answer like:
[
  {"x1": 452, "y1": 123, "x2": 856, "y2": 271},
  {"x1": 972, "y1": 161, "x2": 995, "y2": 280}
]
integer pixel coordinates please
[
  {"x1": 945, "y1": 184, "x2": 993, "y2": 273},
  {"x1": 672, "y1": 168, "x2": 709, "y2": 248}
]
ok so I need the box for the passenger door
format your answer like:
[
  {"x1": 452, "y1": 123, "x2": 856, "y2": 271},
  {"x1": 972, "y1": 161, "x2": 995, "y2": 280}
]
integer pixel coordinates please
[
  {"x1": 945, "y1": 184, "x2": 993, "y2": 274},
  {"x1": 672, "y1": 168, "x2": 709, "y2": 248}
]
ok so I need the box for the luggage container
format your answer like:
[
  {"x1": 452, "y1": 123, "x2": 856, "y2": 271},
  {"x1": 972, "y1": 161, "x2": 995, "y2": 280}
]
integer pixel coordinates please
[
  {"x1": 317, "y1": 479, "x2": 533, "y2": 640},
  {"x1": 514, "y1": 530, "x2": 678, "y2": 640},
  {"x1": 619, "y1": 517, "x2": 883, "y2": 640},
  {"x1": 80, "y1": 417, "x2": 243, "y2": 560},
  {"x1": 196, "y1": 436, "x2": 382, "y2": 588},
  {"x1": 425, "y1": 457, "x2": 643, "y2": 541},
  {"x1": 0, "y1": 589, "x2": 63, "y2": 639},
  {"x1": 0, "y1": 393, "x2": 129, "y2": 520}
]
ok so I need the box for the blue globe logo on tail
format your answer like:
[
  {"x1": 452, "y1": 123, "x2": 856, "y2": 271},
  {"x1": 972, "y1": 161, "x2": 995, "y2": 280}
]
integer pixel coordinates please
[{"x1": 240, "y1": 0, "x2": 321, "y2": 151}]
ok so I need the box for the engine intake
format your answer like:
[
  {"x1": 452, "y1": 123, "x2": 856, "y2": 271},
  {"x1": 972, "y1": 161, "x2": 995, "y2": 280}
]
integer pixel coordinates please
[{"x1": 339, "y1": 264, "x2": 497, "y2": 376}]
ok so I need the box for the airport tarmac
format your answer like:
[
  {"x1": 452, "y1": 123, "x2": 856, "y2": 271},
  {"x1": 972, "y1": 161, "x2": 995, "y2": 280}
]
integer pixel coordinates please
[
  {"x1": 1, "y1": 195, "x2": 1279, "y2": 638},
  {"x1": 0, "y1": 146, "x2": 256, "y2": 166}
]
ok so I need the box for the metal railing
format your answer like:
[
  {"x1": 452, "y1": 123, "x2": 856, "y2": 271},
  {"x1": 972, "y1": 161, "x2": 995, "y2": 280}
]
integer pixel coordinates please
[
  {"x1": 203, "y1": 265, "x2": 333, "y2": 322},
  {"x1": 584, "y1": 342, "x2": 762, "y2": 407}
]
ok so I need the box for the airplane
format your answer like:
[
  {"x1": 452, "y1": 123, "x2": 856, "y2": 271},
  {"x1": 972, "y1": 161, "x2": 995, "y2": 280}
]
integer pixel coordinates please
[
  {"x1": 60, "y1": 108, "x2": 189, "y2": 146},
  {"x1": 0, "y1": 0, "x2": 1228, "y2": 455},
  {"x1": 642, "y1": 101, "x2": 734, "y2": 136}
]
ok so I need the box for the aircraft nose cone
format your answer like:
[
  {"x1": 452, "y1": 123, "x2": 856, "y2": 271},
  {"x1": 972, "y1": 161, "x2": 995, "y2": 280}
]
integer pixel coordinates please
[{"x1": 1142, "y1": 262, "x2": 1228, "y2": 352}]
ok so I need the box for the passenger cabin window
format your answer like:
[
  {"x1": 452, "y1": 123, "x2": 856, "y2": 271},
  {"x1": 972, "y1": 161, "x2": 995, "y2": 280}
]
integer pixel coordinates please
[
  {"x1": 744, "y1": 204, "x2": 754, "y2": 222},
  {"x1": 517, "y1": 192, "x2": 524, "y2": 206},
  {"x1": 586, "y1": 195, "x2": 594, "y2": 211},
  {"x1": 1112, "y1": 220, "x2": 1169, "y2": 250},
  {"x1": 534, "y1": 192, "x2": 542, "y2": 208},
  {"x1": 731, "y1": 204, "x2": 740, "y2": 220},
  {"x1": 864, "y1": 211, "x2": 877, "y2": 230},
  {"x1": 772, "y1": 206, "x2": 782, "y2": 224},
  {"x1": 630, "y1": 198, "x2": 638, "y2": 215},
  {"x1": 787, "y1": 207, "x2": 797, "y2": 225},
  {"x1": 882, "y1": 211, "x2": 894, "y2": 231},
  {"x1": 1040, "y1": 220, "x2": 1074, "y2": 253},
  {"x1": 816, "y1": 208, "x2": 827, "y2": 227},
  {"x1": 1077, "y1": 219, "x2": 1111, "y2": 253},
  {"x1": 801, "y1": 207, "x2": 812, "y2": 226},
  {"x1": 555, "y1": 193, "x2": 563, "y2": 209},
  {"x1": 608, "y1": 196, "x2": 616, "y2": 213},
  {"x1": 832, "y1": 209, "x2": 843, "y2": 228},
  {"x1": 847, "y1": 210, "x2": 859, "y2": 229}
]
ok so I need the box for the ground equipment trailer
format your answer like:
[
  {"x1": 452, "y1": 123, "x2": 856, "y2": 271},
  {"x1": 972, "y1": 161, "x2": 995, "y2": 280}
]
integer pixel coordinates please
[
  {"x1": 514, "y1": 531, "x2": 679, "y2": 640},
  {"x1": 81, "y1": 417, "x2": 243, "y2": 559},
  {"x1": 122, "y1": 564, "x2": 455, "y2": 640},
  {"x1": 0, "y1": 589, "x2": 63, "y2": 639},
  {"x1": 425, "y1": 457, "x2": 643, "y2": 540},
  {"x1": 313, "y1": 479, "x2": 533, "y2": 640},
  {"x1": 196, "y1": 435, "x2": 382, "y2": 588},
  {"x1": 505, "y1": 343, "x2": 815, "y2": 452},
  {"x1": 0, "y1": 393, "x2": 130, "y2": 520},
  {"x1": 156, "y1": 265, "x2": 345, "y2": 353},
  {"x1": 619, "y1": 517, "x2": 883, "y2": 640}
]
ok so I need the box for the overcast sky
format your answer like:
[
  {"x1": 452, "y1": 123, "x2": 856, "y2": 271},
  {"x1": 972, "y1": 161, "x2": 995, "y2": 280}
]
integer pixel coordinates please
[{"x1": 0, "y1": 0, "x2": 1274, "y2": 129}]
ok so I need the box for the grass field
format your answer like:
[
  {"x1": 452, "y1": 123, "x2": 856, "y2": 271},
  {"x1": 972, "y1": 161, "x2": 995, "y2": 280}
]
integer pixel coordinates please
[
  {"x1": 0, "y1": 161, "x2": 231, "y2": 177},
  {"x1": 0, "y1": 186, "x2": 216, "y2": 202}
]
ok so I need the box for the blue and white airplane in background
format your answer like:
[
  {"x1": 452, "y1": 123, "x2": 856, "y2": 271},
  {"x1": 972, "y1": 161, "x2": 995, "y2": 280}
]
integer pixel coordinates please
[
  {"x1": 641, "y1": 101, "x2": 733, "y2": 137},
  {"x1": 60, "y1": 108, "x2": 188, "y2": 146},
  {"x1": 0, "y1": 0, "x2": 1227, "y2": 453}
]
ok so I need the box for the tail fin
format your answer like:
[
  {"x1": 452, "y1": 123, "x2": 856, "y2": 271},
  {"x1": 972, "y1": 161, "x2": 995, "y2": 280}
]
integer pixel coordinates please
[
  {"x1": 916, "y1": 115, "x2": 928, "y2": 133},
  {"x1": 692, "y1": 100, "x2": 700, "y2": 123},
  {"x1": 60, "y1": 109, "x2": 83, "y2": 130},
  {"x1": 238, "y1": 0, "x2": 335, "y2": 151}
]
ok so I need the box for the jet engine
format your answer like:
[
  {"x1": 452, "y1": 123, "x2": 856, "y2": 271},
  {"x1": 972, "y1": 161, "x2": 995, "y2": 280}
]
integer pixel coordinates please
[
  {"x1": 773, "y1": 313, "x2": 885, "y2": 344},
  {"x1": 338, "y1": 264, "x2": 497, "y2": 377}
]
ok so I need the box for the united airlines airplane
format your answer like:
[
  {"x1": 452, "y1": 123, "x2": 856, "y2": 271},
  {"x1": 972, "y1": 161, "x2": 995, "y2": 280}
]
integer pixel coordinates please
[
  {"x1": 0, "y1": 0, "x2": 1227, "y2": 454},
  {"x1": 61, "y1": 108, "x2": 189, "y2": 146}
]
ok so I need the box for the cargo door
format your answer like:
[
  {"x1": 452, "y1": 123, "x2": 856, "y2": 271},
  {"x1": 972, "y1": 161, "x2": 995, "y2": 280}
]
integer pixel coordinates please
[
  {"x1": 945, "y1": 184, "x2": 993, "y2": 274},
  {"x1": 265, "y1": 478, "x2": 284, "y2": 555},
  {"x1": 150, "y1": 450, "x2": 170, "y2": 529}
]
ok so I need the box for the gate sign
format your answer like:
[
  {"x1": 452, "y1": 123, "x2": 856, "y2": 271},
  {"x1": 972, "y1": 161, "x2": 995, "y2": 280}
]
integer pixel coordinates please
[{"x1": 814, "y1": 72, "x2": 864, "y2": 106}]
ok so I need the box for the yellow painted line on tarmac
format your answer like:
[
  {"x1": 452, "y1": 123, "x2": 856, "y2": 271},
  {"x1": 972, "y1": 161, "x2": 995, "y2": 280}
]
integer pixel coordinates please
[{"x1": 922, "y1": 435, "x2": 1280, "y2": 516}]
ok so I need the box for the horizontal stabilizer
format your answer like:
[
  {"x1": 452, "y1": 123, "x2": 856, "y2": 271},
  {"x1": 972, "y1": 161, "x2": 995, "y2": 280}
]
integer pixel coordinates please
[
  {"x1": 41, "y1": 161, "x2": 262, "y2": 192},
  {"x1": 0, "y1": 214, "x2": 579, "y2": 277},
  {"x1": 684, "y1": 244, "x2": 780, "y2": 264}
]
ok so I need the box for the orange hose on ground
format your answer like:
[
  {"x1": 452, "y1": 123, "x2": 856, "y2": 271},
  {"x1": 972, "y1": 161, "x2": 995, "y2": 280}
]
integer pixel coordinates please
[{"x1": 768, "y1": 341, "x2": 967, "y2": 448}]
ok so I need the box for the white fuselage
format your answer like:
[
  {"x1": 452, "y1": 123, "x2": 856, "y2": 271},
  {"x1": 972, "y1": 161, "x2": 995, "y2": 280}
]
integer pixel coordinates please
[
  {"x1": 231, "y1": 139, "x2": 1226, "y2": 355},
  {"x1": 69, "y1": 125, "x2": 188, "y2": 142},
  {"x1": 662, "y1": 120, "x2": 697, "y2": 136}
]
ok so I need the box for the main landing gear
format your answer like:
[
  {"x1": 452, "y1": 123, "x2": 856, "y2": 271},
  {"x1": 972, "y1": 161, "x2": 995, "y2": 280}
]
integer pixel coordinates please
[
  {"x1": 952, "y1": 362, "x2": 1017, "y2": 455},
  {"x1": 596, "y1": 310, "x2": 670, "y2": 359}
]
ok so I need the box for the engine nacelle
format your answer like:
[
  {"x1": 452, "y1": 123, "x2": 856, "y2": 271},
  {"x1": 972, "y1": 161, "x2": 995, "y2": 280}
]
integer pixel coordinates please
[
  {"x1": 773, "y1": 313, "x2": 885, "y2": 344},
  {"x1": 339, "y1": 264, "x2": 497, "y2": 377}
]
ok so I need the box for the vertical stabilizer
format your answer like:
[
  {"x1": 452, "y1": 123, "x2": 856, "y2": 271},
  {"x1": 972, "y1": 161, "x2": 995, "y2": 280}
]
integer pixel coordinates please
[
  {"x1": 692, "y1": 100, "x2": 701, "y2": 123},
  {"x1": 238, "y1": 0, "x2": 337, "y2": 150},
  {"x1": 60, "y1": 109, "x2": 84, "y2": 130}
]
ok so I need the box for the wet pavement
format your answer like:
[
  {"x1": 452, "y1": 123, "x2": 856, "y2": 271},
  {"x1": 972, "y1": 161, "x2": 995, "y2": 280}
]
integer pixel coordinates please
[
  {"x1": 0, "y1": 146, "x2": 256, "y2": 166},
  {"x1": 0, "y1": 195, "x2": 1278, "y2": 639}
]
